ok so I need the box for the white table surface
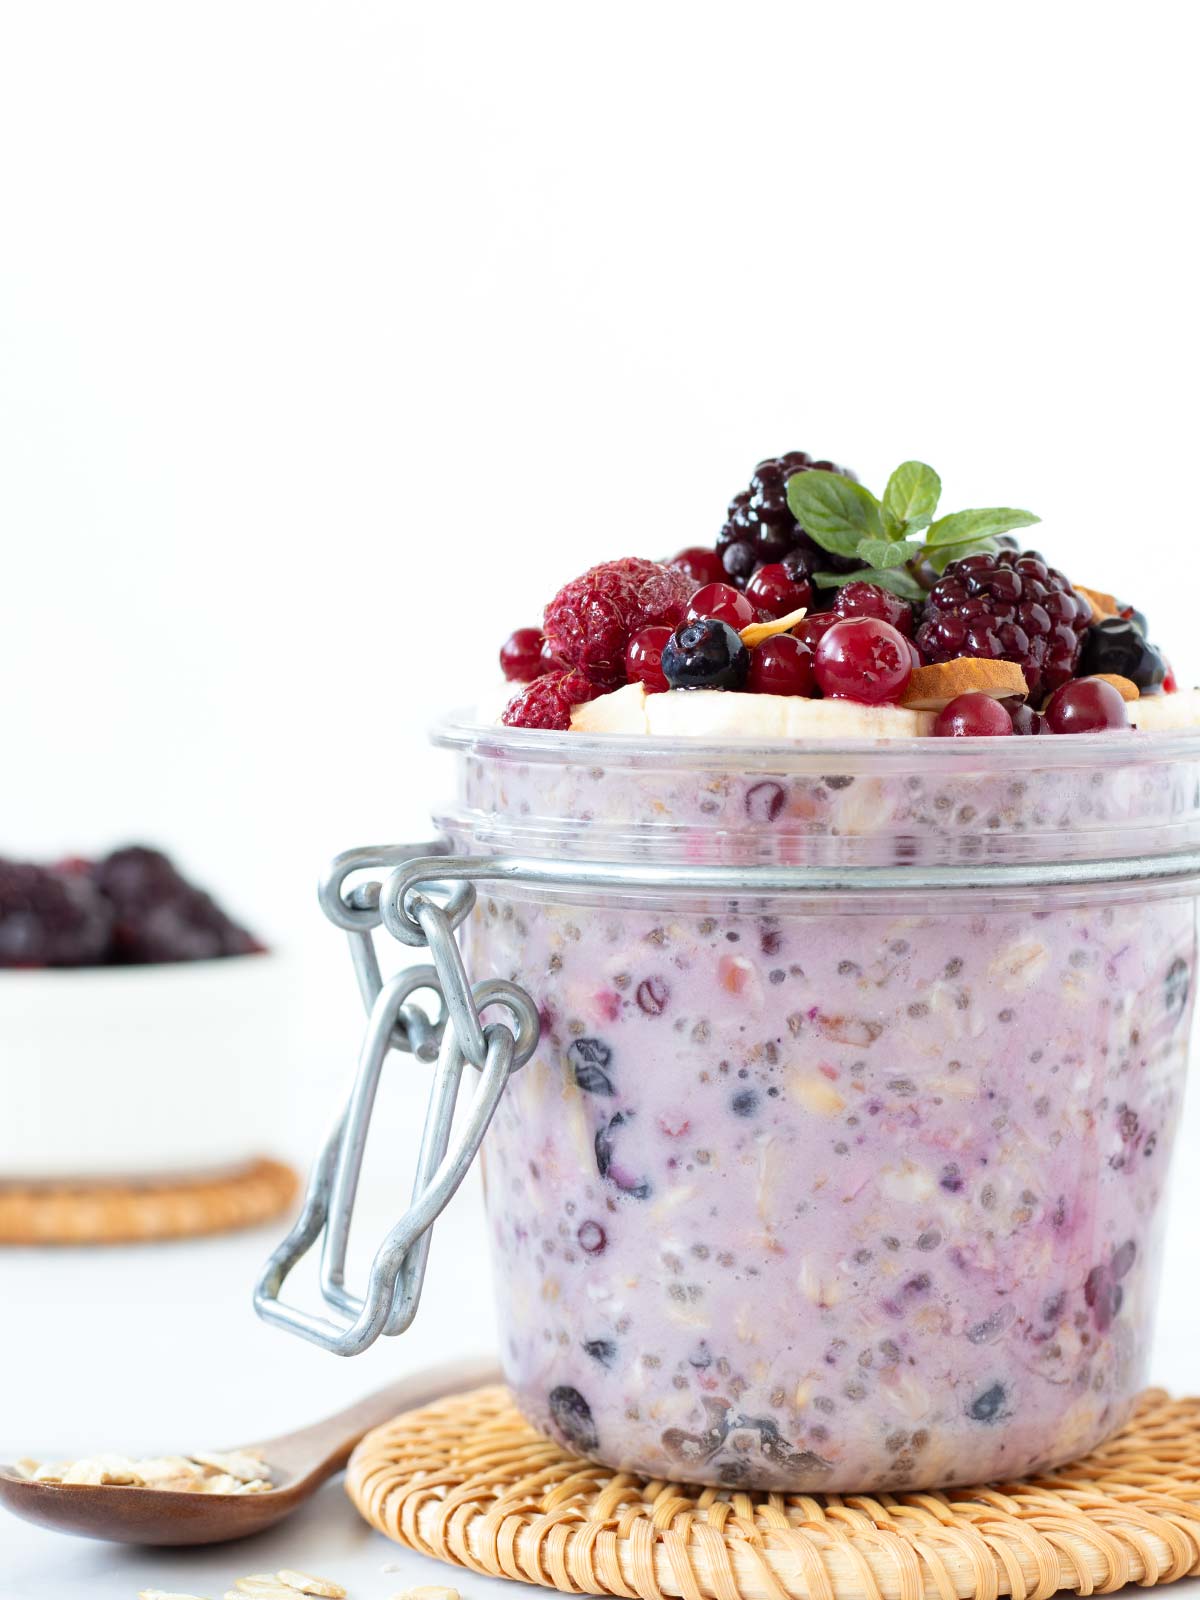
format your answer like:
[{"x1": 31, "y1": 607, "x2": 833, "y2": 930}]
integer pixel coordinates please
[{"x1": 5, "y1": 1061, "x2": 1200, "y2": 1600}]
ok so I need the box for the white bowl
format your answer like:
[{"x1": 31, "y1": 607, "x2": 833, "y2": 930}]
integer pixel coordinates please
[{"x1": 0, "y1": 954, "x2": 287, "y2": 1180}]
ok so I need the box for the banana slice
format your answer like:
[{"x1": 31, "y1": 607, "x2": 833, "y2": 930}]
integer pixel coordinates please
[
  {"x1": 570, "y1": 682, "x2": 649, "y2": 733},
  {"x1": 645, "y1": 689, "x2": 791, "y2": 738},
  {"x1": 1132, "y1": 687, "x2": 1200, "y2": 730}
]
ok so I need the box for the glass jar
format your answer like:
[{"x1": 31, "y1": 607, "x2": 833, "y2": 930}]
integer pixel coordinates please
[{"x1": 430, "y1": 716, "x2": 1200, "y2": 1492}]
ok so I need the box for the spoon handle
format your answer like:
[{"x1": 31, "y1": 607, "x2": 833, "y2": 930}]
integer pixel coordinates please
[{"x1": 249, "y1": 1354, "x2": 502, "y2": 1480}]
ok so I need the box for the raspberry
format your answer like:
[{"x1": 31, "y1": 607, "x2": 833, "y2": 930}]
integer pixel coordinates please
[
  {"x1": 94, "y1": 846, "x2": 263, "y2": 963},
  {"x1": 916, "y1": 550, "x2": 1091, "y2": 698},
  {"x1": 543, "y1": 558, "x2": 693, "y2": 689},
  {"x1": 716, "y1": 451, "x2": 861, "y2": 589},
  {"x1": 0, "y1": 859, "x2": 112, "y2": 967},
  {"x1": 502, "y1": 668, "x2": 603, "y2": 730}
]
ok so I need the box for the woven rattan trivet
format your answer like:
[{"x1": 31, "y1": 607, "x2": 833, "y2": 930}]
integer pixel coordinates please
[
  {"x1": 346, "y1": 1384, "x2": 1200, "y2": 1600},
  {"x1": 0, "y1": 1156, "x2": 298, "y2": 1245}
]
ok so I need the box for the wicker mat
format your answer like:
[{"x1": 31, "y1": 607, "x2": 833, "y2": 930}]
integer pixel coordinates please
[
  {"x1": 0, "y1": 1156, "x2": 298, "y2": 1244},
  {"x1": 346, "y1": 1384, "x2": 1200, "y2": 1600}
]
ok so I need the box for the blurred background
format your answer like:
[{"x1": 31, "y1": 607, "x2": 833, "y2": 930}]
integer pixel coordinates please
[{"x1": 2, "y1": 1, "x2": 1199, "y2": 1582}]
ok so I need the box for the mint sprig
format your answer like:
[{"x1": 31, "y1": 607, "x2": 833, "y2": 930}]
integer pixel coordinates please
[{"x1": 786, "y1": 460, "x2": 1039, "y2": 596}]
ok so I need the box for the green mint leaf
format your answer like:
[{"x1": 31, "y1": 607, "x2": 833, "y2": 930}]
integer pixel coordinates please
[
  {"x1": 856, "y1": 537, "x2": 924, "y2": 569},
  {"x1": 925, "y1": 506, "x2": 1040, "y2": 551},
  {"x1": 814, "y1": 565, "x2": 927, "y2": 601},
  {"x1": 786, "y1": 469, "x2": 883, "y2": 559},
  {"x1": 881, "y1": 461, "x2": 942, "y2": 538}
]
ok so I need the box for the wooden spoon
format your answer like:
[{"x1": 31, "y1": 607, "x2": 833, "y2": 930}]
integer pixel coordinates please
[{"x1": 0, "y1": 1354, "x2": 499, "y2": 1547}]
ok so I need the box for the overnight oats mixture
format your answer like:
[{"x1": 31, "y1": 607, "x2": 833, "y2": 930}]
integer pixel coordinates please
[{"x1": 449, "y1": 452, "x2": 1200, "y2": 1490}]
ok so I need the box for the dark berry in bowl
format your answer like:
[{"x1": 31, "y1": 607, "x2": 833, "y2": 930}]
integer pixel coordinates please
[
  {"x1": 813, "y1": 618, "x2": 913, "y2": 704},
  {"x1": 933, "y1": 693, "x2": 1014, "y2": 738},
  {"x1": 717, "y1": 452, "x2": 862, "y2": 588},
  {"x1": 543, "y1": 558, "x2": 693, "y2": 689},
  {"x1": 95, "y1": 847, "x2": 264, "y2": 964},
  {"x1": 687, "y1": 582, "x2": 756, "y2": 630},
  {"x1": 662, "y1": 618, "x2": 750, "y2": 691},
  {"x1": 744, "y1": 563, "x2": 813, "y2": 619},
  {"x1": 625, "y1": 625, "x2": 673, "y2": 693},
  {"x1": 832, "y1": 581, "x2": 915, "y2": 637},
  {"x1": 1043, "y1": 677, "x2": 1132, "y2": 734},
  {"x1": 0, "y1": 860, "x2": 112, "y2": 967},
  {"x1": 499, "y1": 627, "x2": 551, "y2": 682},
  {"x1": 669, "y1": 546, "x2": 726, "y2": 587},
  {"x1": 1077, "y1": 617, "x2": 1166, "y2": 692},
  {"x1": 747, "y1": 633, "x2": 816, "y2": 697}
]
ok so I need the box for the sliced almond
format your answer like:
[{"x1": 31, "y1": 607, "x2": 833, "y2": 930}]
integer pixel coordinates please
[
  {"x1": 739, "y1": 606, "x2": 808, "y2": 649},
  {"x1": 1092, "y1": 673, "x2": 1140, "y2": 701},
  {"x1": 1076, "y1": 584, "x2": 1120, "y2": 621},
  {"x1": 277, "y1": 1573, "x2": 347, "y2": 1599},
  {"x1": 901, "y1": 657, "x2": 1028, "y2": 711}
]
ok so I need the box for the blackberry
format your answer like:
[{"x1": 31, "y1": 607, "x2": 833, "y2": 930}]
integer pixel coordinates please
[
  {"x1": 916, "y1": 550, "x2": 1091, "y2": 698},
  {"x1": 716, "y1": 451, "x2": 862, "y2": 589},
  {"x1": 0, "y1": 859, "x2": 112, "y2": 967},
  {"x1": 94, "y1": 846, "x2": 263, "y2": 963}
]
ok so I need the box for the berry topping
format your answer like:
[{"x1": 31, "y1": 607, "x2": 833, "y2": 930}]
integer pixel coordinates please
[
  {"x1": 687, "y1": 582, "x2": 757, "y2": 630},
  {"x1": 717, "y1": 451, "x2": 861, "y2": 588},
  {"x1": 0, "y1": 860, "x2": 112, "y2": 967},
  {"x1": 668, "y1": 546, "x2": 726, "y2": 587},
  {"x1": 1043, "y1": 677, "x2": 1132, "y2": 734},
  {"x1": 813, "y1": 618, "x2": 914, "y2": 704},
  {"x1": 1077, "y1": 617, "x2": 1166, "y2": 692},
  {"x1": 744, "y1": 563, "x2": 813, "y2": 619},
  {"x1": 1009, "y1": 702, "x2": 1045, "y2": 736},
  {"x1": 499, "y1": 627, "x2": 550, "y2": 682},
  {"x1": 548, "y1": 1385, "x2": 598, "y2": 1455},
  {"x1": 831, "y1": 581, "x2": 915, "y2": 637},
  {"x1": 625, "y1": 625, "x2": 673, "y2": 694},
  {"x1": 662, "y1": 618, "x2": 750, "y2": 692},
  {"x1": 542, "y1": 558, "x2": 693, "y2": 689},
  {"x1": 747, "y1": 633, "x2": 817, "y2": 697},
  {"x1": 792, "y1": 612, "x2": 838, "y2": 653},
  {"x1": 933, "y1": 693, "x2": 1014, "y2": 738},
  {"x1": 94, "y1": 847, "x2": 263, "y2": 963},
  {"x1": 502, "y1": 669, "x2": 602, "y2": 730},
  {"x1": 1163, "y1": 659, "x2": 1179, "y2": 694},
  {"x1": 917, "y1": 551, "x2": 1090, "y2": 697}
]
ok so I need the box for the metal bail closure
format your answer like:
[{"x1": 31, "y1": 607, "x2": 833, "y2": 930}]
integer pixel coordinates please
[{"x1": 254, "y1": 847, "x2": 539, "y2": 1357}]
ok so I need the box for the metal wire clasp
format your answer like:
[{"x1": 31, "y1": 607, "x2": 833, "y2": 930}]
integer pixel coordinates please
[{"x1": 253, "y1": 843, "x2": 539, "y2": 1357}]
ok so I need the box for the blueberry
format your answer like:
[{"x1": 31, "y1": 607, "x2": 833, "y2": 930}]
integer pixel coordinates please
[
  {"x1": 1166, "y1": 957, "x2": 1190, "y2": 1016},
  {"x1": 967, "y1": 1382, "x2": 1008, "y2": 1423},
  {"x1": 568, "y1": 1038, "x2": 615, "y2": 1096},
  {"x1": 548, "y1": 1385, "x2": 598, "y2": 1454},
  {"x1": 1078, "y1": 617, "x2": 1165, "y2": 691},
  {"x1": 730, "y1": 1089, "x2": 759, "y2": 1117},
  {"x1": 594, "y1": 1112, "x2": 652, "y2": 1198},
  {"x1": 662, "y1": 618, "x2": 750, "y2": 691}
]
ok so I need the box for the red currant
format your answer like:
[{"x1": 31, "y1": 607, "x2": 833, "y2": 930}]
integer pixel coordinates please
[
  {"x1": 1009, "y1": 702, "x2": 1044, "y2": 736},
  {"x1": 744, "y1": 563, "x2": 813, "y2": 619},
  {"x1": 625, "y1": 625, "x2": 673, "y2": 694},
  {"x1": 669, "y1": 547, "x2": 727, "y2": 587},
  {"x1": 1043, "y1": 677, "x2": 1132, "y2": 734},
  {"x1": 792, "y1": 612, "x2": 838, "y2": 654},
  {"x1": 500, "y1": 627, "x2": 551, "y2": 682},
  {"x1": 747, "y1": 633, "x2": 816, "y2": 697},
  {"x1": 687, "y1": 582, "x2": 756, "y2": 630},
  {"x1": 1163, "y1": 658, "x2": 1178, "y2": 693},
  {"x1": 832, "y1": 581, "x2": 915, "y2": 637},
  {"x1": 933, "y1": 693, "x2": 1013, "y2": 738},
  {"x1": 813, "y1": 618, "x2": 914, "y2": 704}
]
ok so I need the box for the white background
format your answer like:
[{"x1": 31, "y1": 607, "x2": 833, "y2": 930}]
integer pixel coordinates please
[{"x1": 2, "y1": 2, "x2": 1200, "y2": 1596}]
